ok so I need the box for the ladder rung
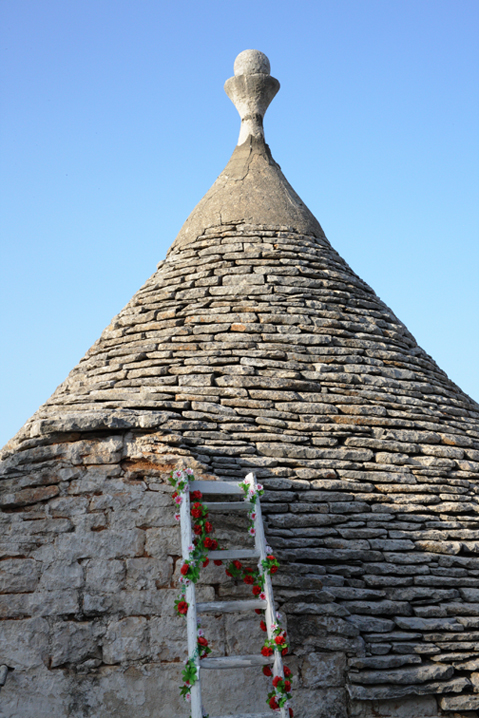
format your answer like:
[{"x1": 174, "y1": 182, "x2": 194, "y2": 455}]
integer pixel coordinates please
[
  {"x1": 200, "y1": 655, "x2": 274, "y2": 669},
  {"x1": 189, "y1": 480, "x2": 243, "y2": 495},
  {"x1": 208, "y1": 549, "x2": 260, "y2": 560},
  {"x1": 197, "y1": 599, "x2": 266, "y2": 613},
  {"x1": 210, "y1": 714, "x2": 274, "y2": 717},
  {"x1": 207, "y1": 502, "x2": 250, "y2": 512}
]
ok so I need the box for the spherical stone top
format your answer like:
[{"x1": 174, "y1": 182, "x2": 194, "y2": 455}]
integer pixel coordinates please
[{"x1": 234, "y1": 49, "x2": 270, "y2": 77}]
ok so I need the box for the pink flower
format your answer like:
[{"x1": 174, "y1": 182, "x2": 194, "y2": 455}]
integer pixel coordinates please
[
  {"x1": 257, "y1": 484, "x2": 263, "y2": 491},
  {"x1": 197, "y1": 629, "x2": 204, "y2": 637},
  {"x1": 174, "y1": 496, "x2": 182, "y2": 505},
  {"x1": 187, "y1": 544, "x2": 194, "y2": 553},
  {"x1": 174, "y1": 470, "x2": 183, "y2": 479},
  {"x1": 185, "y1": 692, "x2": 191, "y2": 702},
  {"x1": 185, "y1": 468, "x2": 194, "y2": 475},
  {"x1": 174, "y1": 513, "x2": 180, "y2": 521},
  {"x1": 260, "y1": 592, "x2": 266, "y2": 601},
  {"x1": 250, "y1": 512, "x2": 256, "y2": 520},
  {"x1": 248, "y1": 527, "x2": 256, "y2": 536}
]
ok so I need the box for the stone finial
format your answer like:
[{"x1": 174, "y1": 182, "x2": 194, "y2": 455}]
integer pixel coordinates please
[{"x1": 224, "y1": 50, "x2": 280, "y2": 146}]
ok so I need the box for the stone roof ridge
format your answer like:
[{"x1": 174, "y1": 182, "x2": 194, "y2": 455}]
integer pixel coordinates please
[{"x1": 169, "y1": 50, "x2": 325, "y2": 253}]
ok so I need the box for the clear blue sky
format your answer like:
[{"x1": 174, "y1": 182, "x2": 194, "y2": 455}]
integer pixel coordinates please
[{"x1": 1, "y1": 0, "x2": 478, "y2": 448}]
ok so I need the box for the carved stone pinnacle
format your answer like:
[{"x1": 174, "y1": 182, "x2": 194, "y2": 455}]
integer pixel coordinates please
[{"x1": 224, "y1": 49, "x2": 280, "y2": 146}]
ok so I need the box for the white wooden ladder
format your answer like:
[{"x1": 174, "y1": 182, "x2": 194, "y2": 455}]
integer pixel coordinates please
[{"x1": 180, "y1": 472, "x2": 288, "y2": 718}]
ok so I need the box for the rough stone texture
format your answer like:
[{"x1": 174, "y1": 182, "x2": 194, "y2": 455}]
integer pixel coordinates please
[{"x1": 2, "y1": 50, "x2": 479, "y2": 718}]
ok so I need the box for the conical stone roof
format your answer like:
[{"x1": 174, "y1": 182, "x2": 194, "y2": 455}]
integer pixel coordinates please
[{"x1": 2, "y1": 50, "x2": 479, "y2": 718}]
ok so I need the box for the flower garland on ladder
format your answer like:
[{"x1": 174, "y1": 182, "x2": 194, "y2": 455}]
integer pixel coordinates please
[{"x1": 168, "y1": 468, "x2": 293, "y2": 716}]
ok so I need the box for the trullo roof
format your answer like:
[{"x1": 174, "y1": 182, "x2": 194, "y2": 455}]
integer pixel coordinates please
[{"x1": 1, "y1": 49, "x2": 479, "y2": 718}]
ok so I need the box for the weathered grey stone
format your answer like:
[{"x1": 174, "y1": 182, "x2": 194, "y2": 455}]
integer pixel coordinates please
[
  {"x1": 224, "y1": 613, "x2": 265, "y2": 655},
  {"x1": 349, "y1": 695, "x2": 439, "y2": 717},
  {"x1": 346, "y1": 615, "x2": 395, "y2": 633},
  {"x1": 39, "y1": 560, "x2": 84, "y2": 590},
  {"x1": 51, "y1": 621, "x2": 100, "y2": 667},
  {"x1": 394, "y1": 617, "x2": 463, "y2": 631},
  {"x1": 125, "y1": 557, "x2": 173, "y2": 589},
  {"x1": 55, "y1": 530, "x2": 145, "y2": 561},
  {"x1": 84, "y1": 559, "x2": 125, "y2": 593},
  {"x1": 102, "y1": 617, "x2": 149, "y2": 664},
  {"x1": 0, "y1": 484, "x2": 60, "y2": 508},
  {"x1": 0, "y1": 559, "x2": 40, "y2": 592},
  {"x1": 292, "y1": 687, "x2": 348, "y2": 718},
  {"x1": 440, "y1": 693, "x2": 479, "y2": 710},
  {"x1": 349, "y1": 662, "x2": 453, "y2": 685},
  {"x1": 31, "y1": 590, "x2": 80, "y2": 617},
  {"x1": 0, "y1": 618, "x2": 49, "y2": 669},
  {"x1": 349, "y1": 654, "x2": 422, "y2": 670},
  {"x1": 339, "y1": 601, "x2": 412, "y2": 616},
  {"x1": 301, "y1": 651, "x2": 347, "y2": 688},
  {"x1": 460, "y1": 588, "x2": 479, "y2": 602},
  {"x1": 348, "y1": 676, "x2": 469, "y2": 701}
]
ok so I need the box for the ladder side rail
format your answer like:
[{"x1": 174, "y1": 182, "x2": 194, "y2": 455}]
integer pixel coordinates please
[
  {"x1": 180, "y1": 486, "x2": 203, "y2": 718},
  {"x1": 250, "y1": 473, "x2": 288, "y2": 718}
]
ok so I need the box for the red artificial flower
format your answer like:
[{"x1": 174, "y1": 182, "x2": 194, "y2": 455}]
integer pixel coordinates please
[
  {"x1": 289, "y1": 709, "x2": 294, "y2": 717},
  {"x1": 284, "y1": 680, "x2": 291, "y2": 692},
  {"x1": 255, "y1": 608, "x2": 262, "y2": 614},
  {"x1": 270, "y1": 565, "x2": 278, "y2": 574},
  {"x1": 269, "y1": 697, "x2": 279, "y2": 710},
  {"x1": 233, "y1": 560, "x2": 242, "y2": 570},
  {"x1": 261, "y1": 646, "x2": 273, "y2": 657},
  {"x1": 267, "y1": 555, "x2": 275, "y2": 560},
  {"x1": 252, "y1": 585, "x2": 261, "y2": 596},
  {"x1": 197, "y1": 636, "x2": 208, "y2": 646},
  {"x1": 203, "y1": 537, "x2": 214, "y2": 549},
  {"x1": 225, "y1": 569, "x2": 233, "y2": 577},
  {"x1": 243, "y1": 575, "x2": 254, "y2": 585},
  {"x1": 210, "y1": 539, "x2": 218, "y2": 550},
  {"x1": 172, "y1": 491, "x2": 178, "y2": 499},
  {"x1": 204, "y1": 521, "x2": 213, "y2": 534},
  {"x1": 244, "y1": 567, "x2": 254, "y2": 573},
  {"x1": 193, "y1": 524, "x2": 202, "y2": 535},
  {"x1": 262, "y1": 665, "x2": 272, "y2": 677},
  {"x1": 272, "y1": 676, "x2": 282, "y2": 688},
  {"x1": 202, "y1": 558, "x2": 210, "y2": 568},
  {"x1": 214, "y1": 560, "x2": 222, "y2": 566},
  {"x1": 177, "y1": 601, "x2": 188, "y2": 615},
  {"x1": 180, "y1": 564, "x2": 189, "y2": 576},
  {"x1": 284, "y1": 666, "x2": 292, "y2": 678},
  {"x1": 191, "y1": 507, "x2": 202, "y2": 519},
  {"x1": 275, "y1": 635, "x2": 286, "y2": 645},
  {"x1": 282, "y1": 647, "x2": 288, "y2": 656},
  {"x1": 191, "y1": 490, "x2": 203, "y2": 500},
  {"x1": 260, "y1": 620, "x2": 267, "y2": 632}
]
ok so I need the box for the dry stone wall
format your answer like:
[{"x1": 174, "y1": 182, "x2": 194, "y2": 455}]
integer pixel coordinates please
[{"x1": 2, "y1": 223, "x2": 479, "y2": 717}]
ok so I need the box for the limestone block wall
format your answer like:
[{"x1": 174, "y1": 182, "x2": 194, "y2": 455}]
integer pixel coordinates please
[
  {"x1": 0, "y1": 427, "x2": 478, "y2": 717},
  {"x1": 0, "y1": 434, "x2": 266, "y2": 716},
  {"x1": 0, "y1": 431, "x2": 342, "y2": 718}
]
